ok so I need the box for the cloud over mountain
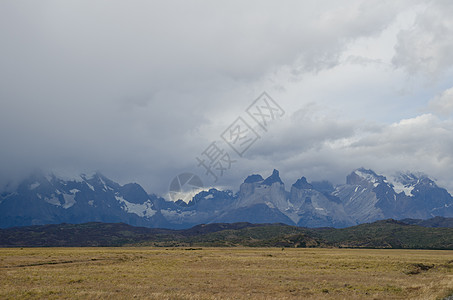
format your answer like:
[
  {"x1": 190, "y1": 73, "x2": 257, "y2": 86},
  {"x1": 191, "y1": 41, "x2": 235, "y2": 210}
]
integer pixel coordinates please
[{"x1": 0, "y1": 1, "x2": 452, "y2": 196}]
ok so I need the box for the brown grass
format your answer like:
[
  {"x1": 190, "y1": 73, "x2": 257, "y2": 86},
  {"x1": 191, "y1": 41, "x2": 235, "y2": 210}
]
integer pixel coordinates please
[{"x1": 1, "y1": 247, "x2": 453, "y2": 299}]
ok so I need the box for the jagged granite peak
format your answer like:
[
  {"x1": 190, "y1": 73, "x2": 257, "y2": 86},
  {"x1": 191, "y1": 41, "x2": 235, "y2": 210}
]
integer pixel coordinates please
[
  {"x1": 389, "y1": 172, "x2": 438, "y2": 197},
  {"x1": 289, "y1": 176, "x2": 353, "y2": 227},
  {"x1": 262, "y1": 169, "x2": 284, "y2": 186},
  {"x1": 335, "y1": 168, "x2": 396, "y2": 223},
  {"x1": 189, "y1": 188, "x2": 235, "y2": 206},
  {"x1": 398, "y1": 171, "x2": 436, "y2": 186},
  {"x1": 119, "y1": 183, "x2": 149, "y2": 204},
  {"x1": 394, "y1": 171, "x2": 431, "y2": 185},
  {"x1": 244, "y1": 174, "x2": 264, "y2": 184},
  {"x1": 292, "y1": 177, "x2": 313, "y2": 190},
  {"x1": 90, "y1": 172, "x2": 121, "y2": 190},
  {"x1": 174, "y1": 199, "x2": 189, "y2": 207},
  {"x1": 346, "y1": 168, "x2": 388, "y2": 186},
  {"x1": 236, "y1": 169, "x2": 288, "y2": 213}
]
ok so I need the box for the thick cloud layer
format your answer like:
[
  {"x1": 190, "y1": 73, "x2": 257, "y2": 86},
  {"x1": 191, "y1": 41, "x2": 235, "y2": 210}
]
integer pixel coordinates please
[{"x1": 1, "y1": 1, "x2": 453, "y2": 196}]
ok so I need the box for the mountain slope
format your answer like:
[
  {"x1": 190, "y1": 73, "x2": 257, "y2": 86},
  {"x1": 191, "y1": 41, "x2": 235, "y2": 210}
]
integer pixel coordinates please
[
  {"x1": 400, "y1": 216, "x2": 453, "y2": 228},
  {"x1": 316, "y1": 219, "x2": 453, "y2": 249}
]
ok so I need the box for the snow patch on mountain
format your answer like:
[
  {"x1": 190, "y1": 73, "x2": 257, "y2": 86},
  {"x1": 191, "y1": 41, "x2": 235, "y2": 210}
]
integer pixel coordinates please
[
  {"x1": 62, "y1": 194, "x2": 76, "y2": 208},
  {"x1": 45, "y1": 174, "x2": 53, "y2": 183},
  {"x1": 44, "y1": 195, "x2": 61, "y2": 206},
  {"x1": 29, "y1": 182, "x2": 40, "y2": 190},
  {"x1": 390, "y1": 179, "x2": 414, "y2": 196},
  {"x1": 161, "y1": 209, "x2": 197, "y2": 222},
  {"x1": 115, "y1": 195, "x2": 156, "y2": 218},
  {"x1": 388, "y1": 172, "x2": 432, "y2": 196},
  {"x1": 80, "y1": 173, "x2": 97, "y2": 181},
  {"x1": 354, "y1": 169, "x2": 379, "y2": 183},
  {"x1": 85, "y1": 182, "x2": 95, "y2": 191},
  {"x1": 265, "y1": 201, "x2": 275, "y2": 208},
  {"x1": 99, "y1": 177, "x2": 108, "y2": 191}
]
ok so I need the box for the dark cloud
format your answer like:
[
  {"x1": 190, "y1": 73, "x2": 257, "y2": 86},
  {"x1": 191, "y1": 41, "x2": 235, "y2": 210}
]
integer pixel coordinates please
[{"x1": 1, "y1": 1, "x2": 452, "y2": 196}]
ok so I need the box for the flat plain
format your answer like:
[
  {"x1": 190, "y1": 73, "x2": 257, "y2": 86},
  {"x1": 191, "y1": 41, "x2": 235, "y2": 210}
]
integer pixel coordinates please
[{"x1": 1, "y1": 247, "x2": 452, "y2": 299}]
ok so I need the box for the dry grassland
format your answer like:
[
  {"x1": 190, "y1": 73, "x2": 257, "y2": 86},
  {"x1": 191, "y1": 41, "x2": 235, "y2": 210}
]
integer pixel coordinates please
[{"x1": 1, "y1": 247, "x2": 453, "y2": 299}]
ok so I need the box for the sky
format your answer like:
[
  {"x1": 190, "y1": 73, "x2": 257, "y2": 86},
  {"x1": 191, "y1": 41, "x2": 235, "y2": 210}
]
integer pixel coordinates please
[{"x1": 1, "y1": 0, "x2": 453, "y2": 199}]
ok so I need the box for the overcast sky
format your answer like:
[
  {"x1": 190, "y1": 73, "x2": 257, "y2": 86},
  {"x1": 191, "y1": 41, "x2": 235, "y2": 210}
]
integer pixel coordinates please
[{"x1": 1, "y1": 0, "x2": 453, "y2": 198}]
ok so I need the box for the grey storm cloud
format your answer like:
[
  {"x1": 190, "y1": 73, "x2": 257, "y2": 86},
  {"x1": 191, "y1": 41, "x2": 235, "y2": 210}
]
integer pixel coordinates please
[{"x1": 1, "y1": 0, "x2": 453, "y2": 196}]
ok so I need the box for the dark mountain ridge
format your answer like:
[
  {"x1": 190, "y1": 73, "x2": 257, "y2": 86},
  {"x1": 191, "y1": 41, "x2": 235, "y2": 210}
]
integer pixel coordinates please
[
  {"x1": 1, "y1": 168, "x2": 452, "y2": 229},
  {"x1": 1, "y1": 217, "x2": 452, "y2": 248}
]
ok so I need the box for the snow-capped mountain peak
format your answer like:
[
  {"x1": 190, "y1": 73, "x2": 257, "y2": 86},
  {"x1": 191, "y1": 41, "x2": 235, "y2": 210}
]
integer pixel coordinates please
[
  {"x1": 346, "y1": 168, "x2": 388, "y2": 187},
  {"x1": 389, "y1": 172, "x2": 437, "y2": 196}
]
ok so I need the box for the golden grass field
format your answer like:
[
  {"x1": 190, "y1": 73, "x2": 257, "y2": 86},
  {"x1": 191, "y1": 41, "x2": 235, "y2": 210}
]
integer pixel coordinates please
[{"x1": 1, "y1": 247, "x2": 453, "y2": 299}]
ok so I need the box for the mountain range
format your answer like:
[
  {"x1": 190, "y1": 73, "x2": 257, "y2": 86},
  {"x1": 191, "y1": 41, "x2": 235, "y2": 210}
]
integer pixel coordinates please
[{"x1": 1, "y1": 168, "x2": 452, "y2": 229}]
